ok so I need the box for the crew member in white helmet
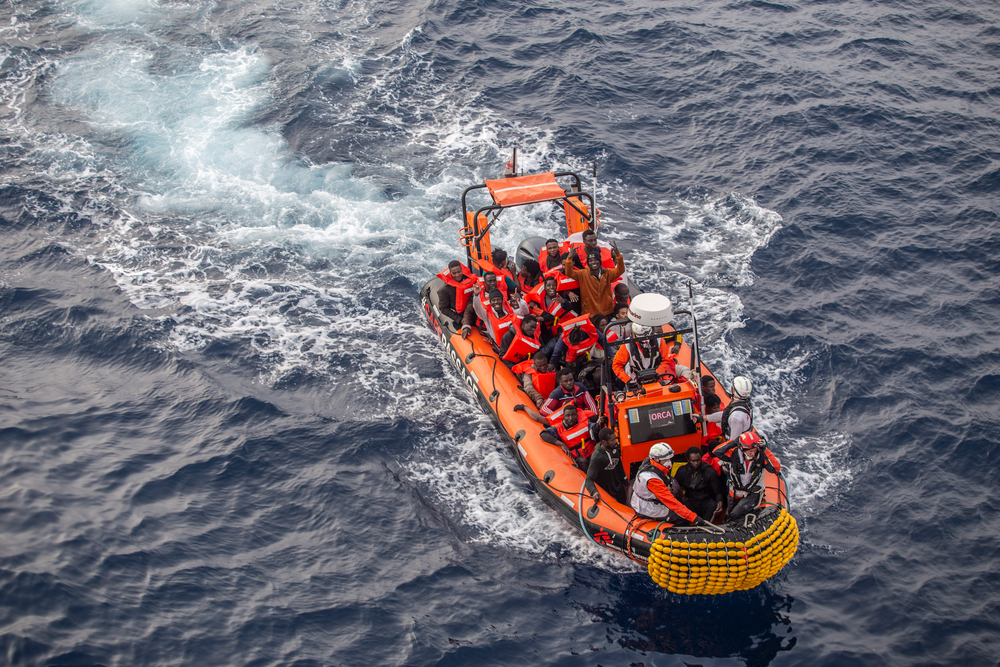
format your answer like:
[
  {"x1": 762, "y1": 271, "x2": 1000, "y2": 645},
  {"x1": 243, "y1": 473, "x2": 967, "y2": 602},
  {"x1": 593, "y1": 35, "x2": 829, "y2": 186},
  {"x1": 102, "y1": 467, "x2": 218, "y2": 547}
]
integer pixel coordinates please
[
  {"x1": 630, "y1": 443, "x2": 709, "y2": 526},
  {"x1": 694, "y1": 376, "x2": 754, "y2": 444}
]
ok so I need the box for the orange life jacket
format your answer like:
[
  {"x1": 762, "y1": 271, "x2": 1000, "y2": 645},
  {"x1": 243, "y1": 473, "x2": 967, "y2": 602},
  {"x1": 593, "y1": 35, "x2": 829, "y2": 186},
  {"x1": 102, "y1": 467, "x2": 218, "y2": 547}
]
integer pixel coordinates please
[
  {"x1": 436, "y1": 265, "x2": 475, "y2": 314},
  {"x1": 485, "y1": 303, "x2": 514, "y2": 343},
  {"x1": 501, "y1": 317, "x2": 542, "y2": 365},
  {"x1": 570, "y1": 243, "x2": 615, "y2": 269},
  {"x1": 541, "y1": 263, "x2": 579, "y2": 291},
  {"x1": 525, "y1": 283, "x2": 566, "y2": 325},
  {"x1": 555, "y1": 409, "x2": 596, "y2": 458},
  {"x1": 513, "y1": 360, "x2": 557, "y2": 398},
  {"x1": 559, "y1": 314, "x2": 600, "y2": 363}
]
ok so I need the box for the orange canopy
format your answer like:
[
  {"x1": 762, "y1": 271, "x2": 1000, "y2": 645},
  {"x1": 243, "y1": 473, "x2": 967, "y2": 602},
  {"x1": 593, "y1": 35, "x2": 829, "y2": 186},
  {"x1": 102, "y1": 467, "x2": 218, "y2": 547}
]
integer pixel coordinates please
[{"x1": 485, "y1": 172, "x2": 567, "y2": 206}]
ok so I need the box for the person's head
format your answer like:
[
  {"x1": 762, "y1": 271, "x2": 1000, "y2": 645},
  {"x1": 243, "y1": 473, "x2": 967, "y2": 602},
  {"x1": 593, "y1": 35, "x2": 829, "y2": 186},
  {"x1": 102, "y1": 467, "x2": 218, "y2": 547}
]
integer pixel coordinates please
[
  {"x1": 739, "y1": 430, "x2": 761, "y2": 455},
  {"x1": 586, "y1": 251, "x2": 601, "y2": 271},
  {"x1": 732, "y1": 375, "x2": 753, "y2": 399},
  {"x1": 648, "y1": 442, "x2": 672, "y2": 463},
  {"x1": 531, "y1": 352, "x2": 549, "y2": 371},
  {"x1": 558, "y1": 367, "x2": 576, "y2": 391},
  {"x1": 489, "y1": 289, "x2": 504, "y2": 311},
  {"x1": 545, "y1": 238, "x2": 560, "y2": 257},
  {"x1": 614, "y1": 283, "x2": 630, "y2": 303},
  {"x1": 562, "y1": 403, "x2": 579, "y2": 426},
  {"x1": 582, "y1": 229, "x2": 597, "y2": 250},
  {"x1": 598, "y1": 427, "x2": 618, "y2": 448},
  {"x1": 614, "y1": 302, "x2": 629, "y2": 321},
  {"x1": 448, "y1": 260, "x2": 464, "y2": 281},
  {"x1": 568, "y1": 326, "x2": 587, "y2": 345},
  {"x1": 685, "y1": 446, "x2": 703, "y2": 469},
  {"x1": 492, "y1": 248, "x2": 508, "y2": 269},
  {"x1": 543, "y1": 275, "x2": 558, "y2": 297},
  {"x1": 701, "y1": 375, "x2": 717, "y2": 395},
  {"x1": 520, "y1": 259, "x2": 540, "y2": 281},
  {"x1": 520, "y1": 315, "x2": 537, "y2": 337},
  {"x1": 704, "y1": 393, "x2": 722, "y2": 414},
  {"x1": 594, "y1": 314, "x2": 610, "y2": 333},
  {"x1": 483, "y1": 272, "x2": 498, "y2": 291}
]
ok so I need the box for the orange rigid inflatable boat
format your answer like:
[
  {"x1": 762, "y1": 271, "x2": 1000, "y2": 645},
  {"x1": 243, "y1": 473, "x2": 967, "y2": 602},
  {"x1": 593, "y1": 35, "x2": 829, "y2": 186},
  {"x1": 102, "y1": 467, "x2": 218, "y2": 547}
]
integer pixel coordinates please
[{"x1": 421, "y1": 153, "x2": 798, "y2": 594}]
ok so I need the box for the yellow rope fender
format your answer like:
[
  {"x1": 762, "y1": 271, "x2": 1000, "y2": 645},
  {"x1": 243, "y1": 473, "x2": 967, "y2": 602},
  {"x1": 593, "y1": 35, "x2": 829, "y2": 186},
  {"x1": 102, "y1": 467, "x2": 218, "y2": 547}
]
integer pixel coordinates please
[{"x1": 646, "y1": 507, "x2": 798, "y2": 594}]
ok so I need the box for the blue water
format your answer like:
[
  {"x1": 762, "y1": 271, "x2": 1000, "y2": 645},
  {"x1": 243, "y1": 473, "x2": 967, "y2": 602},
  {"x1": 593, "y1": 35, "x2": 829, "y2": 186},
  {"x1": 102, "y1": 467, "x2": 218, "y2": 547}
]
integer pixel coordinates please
[{"x1": 0, "y1": 0, "x2": 998, "y2": 664}]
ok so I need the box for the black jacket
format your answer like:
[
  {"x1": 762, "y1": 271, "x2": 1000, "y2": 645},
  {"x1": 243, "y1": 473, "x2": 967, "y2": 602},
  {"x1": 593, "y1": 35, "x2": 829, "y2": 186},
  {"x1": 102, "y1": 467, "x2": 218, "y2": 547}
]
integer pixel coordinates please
[
  {"x1": 674, "y1": 461, "x2": 725, "y2": 503},
  {"x1": 437, "y1": 279, "x2": 474, "y2": 326}
]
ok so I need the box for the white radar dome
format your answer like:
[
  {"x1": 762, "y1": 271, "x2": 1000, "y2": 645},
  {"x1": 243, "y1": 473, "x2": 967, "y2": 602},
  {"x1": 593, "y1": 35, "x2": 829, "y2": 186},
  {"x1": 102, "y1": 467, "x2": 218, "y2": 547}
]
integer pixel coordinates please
[{"x1": 627, "y1": 293, "x2": 674, "y2": 327}]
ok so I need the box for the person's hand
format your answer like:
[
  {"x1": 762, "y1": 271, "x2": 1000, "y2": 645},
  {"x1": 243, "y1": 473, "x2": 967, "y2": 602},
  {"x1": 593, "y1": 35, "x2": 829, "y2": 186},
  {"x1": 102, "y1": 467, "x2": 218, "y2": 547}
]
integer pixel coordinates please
[
  {"x1": 691, "y1": 413, "x2": 703, "y2": 423},
  {"x1": 714, "y1": 502, "x2": 723, "y2": 516},
  {"x1": 473, "y1": 282, "x2": 483, "y2": 295},
  {"x1": 611, "y1": 240, "x2": 619, "y2": 256},
  {"x1": 546, "y1": 364, "x2": 557, "y2": 373},
  {"x1": 694, "y1": 516, "x2": 710, "y2": 527},
  {"x1": 597, "y1": 415, "x2": 608, "y2": 428},
  {"x1": 568, "y1": 292, "x2": 580, "y2": 303},
  {"x1": 461, "y1": 325, "x2": 472, "y2": 340},
  {"x1": 591, "y1": 490, "x2": 601, "y2": 504},
  {"x1": 513, "y1": 404, "x2": 525, "y2": 413}
]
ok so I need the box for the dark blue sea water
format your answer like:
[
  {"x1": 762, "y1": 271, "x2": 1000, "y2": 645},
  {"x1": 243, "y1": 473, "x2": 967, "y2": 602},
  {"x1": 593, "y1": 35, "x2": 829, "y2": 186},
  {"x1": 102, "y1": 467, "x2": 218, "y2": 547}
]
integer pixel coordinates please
[{"x1": 1, "y1": 0, "x2": 998, "y2": 664}]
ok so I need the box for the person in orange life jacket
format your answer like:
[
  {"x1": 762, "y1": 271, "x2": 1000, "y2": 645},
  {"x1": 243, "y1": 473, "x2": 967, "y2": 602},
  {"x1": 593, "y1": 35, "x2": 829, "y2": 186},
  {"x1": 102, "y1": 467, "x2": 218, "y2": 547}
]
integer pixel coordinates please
[
  {"x1": 630, "y1": 443, "x2": 710, "y2": 526},
  {"x1": 499, "y1": 314, "x2": 557, "y2": 368},
  {"x1": 437, "y1": 260, "x2": 476, "y2": 329},
  {"x1": 613, "y1": 283, "x2": 631, "y2": 306},
  {"x1": 541, "y1": 238, "x2": 582, "y2": 307},
  {"x1": 513, "y1": 351, "x2": 557, "y2": 408},
  {"x1": 536, "y1": 404, "x2": 603, "y2": 471},
  {"x1": 525, "y1": 276, "x2": 574, "y2": 336},
  {"x1": 590, "y1": 313, "x2": 611, "y2": 361},
  {"x1": 539, "y1": 367, "x2": 598, "y2": 421},
  {"x1": 471, "y1": 284, "x2": 528, "y2": 345},
  {"x1": 542, "y1": 238, "x2": 568, "y2": 271},
  {"x1": 585, "y1": 427, "x2": 628, "y2": 504},
  {"x1": 604, "y1": 302, "x2": 631, "y2": 346},
  {"x1": 612, "y1": 326, "x2": 694, "y2": 386},
  {"x1": 674, "y1": 446, "x2": 725, "y2": 521},
  {"x1": 701, "y1": 375, "x2": 718, "y2": 401},
  {"x1": 460, "y1": 271, "x2": 506, "y2": 339},
  {"x1": 711, "y1": 430, "x2": 781, "y2": 523},
  {"x1": 517, "y1": 259, "x2": 542, "y2": 294},
  {"x1": 699, "y1": 393, "x2": 725, "y2": 476},
  {"x1": 563, "y1": 242, "x2": 625, "y2": 317},
  {"x1": 570, "y1": 229, "x2": 614, "y2": 270},
  {"x1": 550, "y1": 321, "x2": 600, "y2": 376},
  {"x1": 491, "y1": 248, "x2": 518, "y2": 293}
]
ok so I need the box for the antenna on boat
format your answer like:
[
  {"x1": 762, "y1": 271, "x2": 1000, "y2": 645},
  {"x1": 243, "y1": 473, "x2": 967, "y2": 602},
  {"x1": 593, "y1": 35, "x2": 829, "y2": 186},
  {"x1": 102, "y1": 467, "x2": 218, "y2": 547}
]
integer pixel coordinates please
[
  {"x1": 591, "y1": 160, "x2": 598, "y2": 236},
  {"x1": 687, "y1": 282, "x2": 707, "y2": 438},
  {"x1": 504, "y1": 146, "x2": 518, "y2": 178}
]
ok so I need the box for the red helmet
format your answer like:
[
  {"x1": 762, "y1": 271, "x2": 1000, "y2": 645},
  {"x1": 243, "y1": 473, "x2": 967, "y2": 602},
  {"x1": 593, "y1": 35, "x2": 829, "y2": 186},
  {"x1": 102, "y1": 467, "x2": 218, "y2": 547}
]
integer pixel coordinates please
[{"x1": 739, "y1": 431, "x2": 761, "y2": 449}]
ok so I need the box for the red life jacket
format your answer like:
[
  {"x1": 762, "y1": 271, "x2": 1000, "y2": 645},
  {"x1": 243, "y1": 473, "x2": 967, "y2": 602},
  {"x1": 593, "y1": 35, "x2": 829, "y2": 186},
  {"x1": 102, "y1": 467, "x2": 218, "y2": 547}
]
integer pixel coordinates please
[
  {"x1": 542, "y1": 263, "x2": 579, "y2": 291},
  {"x1": 476, "y1": 276, "x2": 508, "y2": 311},
  {"x1": 559, "y1": 314, "x2": 600, "y2": 363},
  {"x1": 517, "y1": 272, "x2": 540, "y2": 294},
  {"x1": 436, "y1": 265, "x2": 475, "y2": 314},
  {"x1": 524, "y1": 283, "x2": 566, "y2": 325},
  {"x1": 485, "y1": 303, "x2": 514, "y2": 343},
  {"x1": 555, "y1": 409, "x2": 596, "y2": 458},
  {"x1": 564, "y1": 241, "x2": 615, "y2": 270},
  {"x1": 513, "y1": 360, "x2": 557, "y2": 398},
  {"x1": 501, "y1": 317, "x2": 542, "y2": 364}
]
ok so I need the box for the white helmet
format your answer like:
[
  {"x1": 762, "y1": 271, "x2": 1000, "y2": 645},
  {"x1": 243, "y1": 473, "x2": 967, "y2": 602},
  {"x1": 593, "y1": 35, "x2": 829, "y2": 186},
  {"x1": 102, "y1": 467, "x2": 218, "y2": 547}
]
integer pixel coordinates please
[
  {"x1": 631, "y1": 322, "x2": 652, "y2": 337},
  {"x1": 732, "y1": 376, "x2": 753, "y2": 399},
  {"x1": 648, "y1": 443, "x2": 673, "y2": 460}
]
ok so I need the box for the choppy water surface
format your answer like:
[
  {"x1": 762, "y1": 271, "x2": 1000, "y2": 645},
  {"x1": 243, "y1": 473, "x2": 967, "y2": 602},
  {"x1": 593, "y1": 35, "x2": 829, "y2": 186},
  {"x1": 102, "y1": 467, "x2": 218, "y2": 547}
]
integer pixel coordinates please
[{"x1": 0, "y1": 0, "x2": 998, "y2": 664}]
